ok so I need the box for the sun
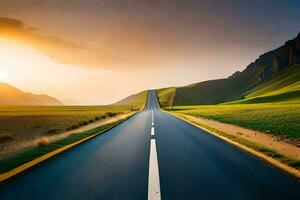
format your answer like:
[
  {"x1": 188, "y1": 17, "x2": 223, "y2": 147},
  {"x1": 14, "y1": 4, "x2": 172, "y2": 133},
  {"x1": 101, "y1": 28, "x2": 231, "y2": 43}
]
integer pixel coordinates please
[
  {"x1": 0, "y1": 71, "x2": 8, "y2": 82},
  {"x1": 0, "y1": 38, "x2": 46, "y2": 84}
]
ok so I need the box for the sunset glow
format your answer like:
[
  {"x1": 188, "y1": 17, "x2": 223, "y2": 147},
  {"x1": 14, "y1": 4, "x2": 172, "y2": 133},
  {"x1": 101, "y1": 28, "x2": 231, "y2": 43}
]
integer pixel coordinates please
[
  {"x1": 0, "y1": 39, "x2": 112, "y2": 104},
  {"x1": 0, "y1": 1, "x2": 299, "y2": 105},
  {"x1": 0, "y1": 1, "x2": 300, "y2": 197}
]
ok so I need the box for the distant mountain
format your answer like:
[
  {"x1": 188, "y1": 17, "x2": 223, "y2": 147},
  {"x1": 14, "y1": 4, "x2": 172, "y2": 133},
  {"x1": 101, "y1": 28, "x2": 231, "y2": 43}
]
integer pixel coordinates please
[
  {"x1": 0, "y1": 82, "x2": 63, "y2": 105},
  {"x1": 157, "y1": 32, "x2": 300, "y2": 106}
]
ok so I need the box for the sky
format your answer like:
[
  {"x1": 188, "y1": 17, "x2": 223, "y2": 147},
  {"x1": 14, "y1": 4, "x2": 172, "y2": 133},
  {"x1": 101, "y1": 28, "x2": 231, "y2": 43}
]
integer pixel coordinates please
[{"x1": 0, "y1": 0, "x2": 300, "y2": 104}]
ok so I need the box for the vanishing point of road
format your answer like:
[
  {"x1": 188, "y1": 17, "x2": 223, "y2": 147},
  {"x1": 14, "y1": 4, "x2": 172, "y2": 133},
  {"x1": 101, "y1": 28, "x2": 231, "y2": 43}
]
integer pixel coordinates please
[{"x1": 1, "y1": 91, "x2": 300, "y2": 200}]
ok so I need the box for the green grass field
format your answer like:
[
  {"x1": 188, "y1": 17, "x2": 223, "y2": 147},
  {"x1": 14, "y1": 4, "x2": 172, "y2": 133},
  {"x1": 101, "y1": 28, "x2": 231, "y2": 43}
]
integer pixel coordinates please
[
  {"x1": 172, "y1": 103, "x2": 300, "y2": 138},
  {"x1": 0, "y1": 105, "x2": 131, "y2": 144},
  {"x1": 157, "y1": 65, "x2": 300, "y2": 138},
  {"x1": 0, "y1": 91, "x2": 148, "y2": 172},
  {"x1": 0, "y1": 91, "x2": 148, "y2": 158}
]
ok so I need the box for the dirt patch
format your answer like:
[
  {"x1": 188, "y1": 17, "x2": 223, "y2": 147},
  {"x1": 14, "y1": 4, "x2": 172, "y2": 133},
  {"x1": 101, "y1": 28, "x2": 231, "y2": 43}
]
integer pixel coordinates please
[{"x1": 181, "y1": 114, "x2": 300, "y2": 160}]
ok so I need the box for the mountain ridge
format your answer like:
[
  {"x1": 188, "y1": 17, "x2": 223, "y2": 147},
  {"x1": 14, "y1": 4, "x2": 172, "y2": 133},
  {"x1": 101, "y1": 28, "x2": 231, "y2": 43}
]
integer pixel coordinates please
[{"x1": 0, "y1": 82, "x2": 63, "y2": 105}]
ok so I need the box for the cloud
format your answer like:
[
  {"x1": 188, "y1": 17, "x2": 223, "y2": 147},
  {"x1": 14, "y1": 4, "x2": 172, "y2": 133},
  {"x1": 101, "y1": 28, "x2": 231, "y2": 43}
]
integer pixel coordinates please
[{"x1": 0, "y1": 17, "x2": 134, "y2": 70}]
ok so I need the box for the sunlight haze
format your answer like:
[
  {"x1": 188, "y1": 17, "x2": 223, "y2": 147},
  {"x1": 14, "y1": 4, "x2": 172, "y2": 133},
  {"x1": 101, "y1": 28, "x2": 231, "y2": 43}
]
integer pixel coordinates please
[{"x1": 0, "y1": 0, "x2": 299, "y2": 104}]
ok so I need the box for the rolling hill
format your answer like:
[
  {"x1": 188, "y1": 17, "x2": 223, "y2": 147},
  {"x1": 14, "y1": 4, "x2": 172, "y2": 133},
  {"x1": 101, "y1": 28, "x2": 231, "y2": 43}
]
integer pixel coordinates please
[
  {"x1": 226, "y1": 66, "x2": 300, "y2": 104},
  {"x1": 156, "y1": 87, "x2": 176, "y2": 107},
  {"x1": 157, "y1": 32, "x2": 300, "y2": 107},
  {"x1": 114, "y1": 90, "x2": 148, "y2": 110},
  {"x1": 0, "y1": 82, "x2": 63, "y2": 105}
]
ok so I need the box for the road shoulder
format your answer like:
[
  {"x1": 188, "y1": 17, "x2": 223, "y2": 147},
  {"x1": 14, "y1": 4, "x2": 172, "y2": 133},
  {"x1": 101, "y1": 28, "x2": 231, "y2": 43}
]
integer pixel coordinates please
[
  {"x1": 0, "y1": 112, "x2": 137, "y2": 182},
  {"x1": 163, "y1": 110, "x2": 300, "y2": 178}
]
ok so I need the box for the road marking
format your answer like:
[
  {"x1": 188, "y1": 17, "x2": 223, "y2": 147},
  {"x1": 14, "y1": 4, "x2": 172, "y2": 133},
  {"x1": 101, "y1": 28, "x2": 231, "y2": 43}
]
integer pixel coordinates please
[
  {"x1": 151, "y1": 110, "x2": 154, "y2": 121},
  {"x1": 151, "y1": 127, "x2": 155, "y2": 136},
  {"x1": 148, "y1": 139, "x2": 161, "y2": 200},
  {"x1": 151, "y1": 110, "x2": 154, "y2": 126}
]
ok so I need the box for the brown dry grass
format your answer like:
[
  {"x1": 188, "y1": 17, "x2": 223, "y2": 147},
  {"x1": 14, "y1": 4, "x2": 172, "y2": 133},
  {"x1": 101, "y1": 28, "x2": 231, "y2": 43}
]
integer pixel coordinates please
[
  {"x1": 0, "y1": 112, "x2": 133, "y2": 158},
  {"x1": 0, "y1": 133, "x2": 14, "y2": 143},
  {"x1": 37, "y1": 137, "x2": 49, "y2": 147}
]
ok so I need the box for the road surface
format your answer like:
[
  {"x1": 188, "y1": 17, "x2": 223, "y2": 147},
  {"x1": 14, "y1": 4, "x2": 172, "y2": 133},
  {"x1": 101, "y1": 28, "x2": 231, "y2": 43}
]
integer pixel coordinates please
[{"x1": 1, "y1": 91, "x2": 300, "y2": 199}]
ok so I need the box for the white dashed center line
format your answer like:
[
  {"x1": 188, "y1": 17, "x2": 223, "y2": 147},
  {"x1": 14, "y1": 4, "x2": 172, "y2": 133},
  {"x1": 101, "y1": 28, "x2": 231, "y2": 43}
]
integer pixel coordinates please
[
  {"x1": 148, "y1": 109, "x2": 161, "y2": 200},
  {"x1": 148, "y1": 140, "x2": 161, "y2": 200},
  {"x1": 151, "y1": 127, "x2": 155, "y2": 136},
  {"x1": 151, "y1": 110, "x2": 154, "y2": 122}
]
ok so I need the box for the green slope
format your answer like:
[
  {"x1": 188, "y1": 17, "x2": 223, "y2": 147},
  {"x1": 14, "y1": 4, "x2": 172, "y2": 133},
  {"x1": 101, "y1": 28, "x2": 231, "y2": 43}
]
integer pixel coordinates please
[
  {"x1": 245, "y1": 66, "x2": 300, "y2": 98},
  {"x1": 227, "y1": 66, "x2": 300, "y2": 104},
  {"x1": 157, "y1": 32, "x2": 300, "y2": 106},
  {"x1": 228, "y1": 89, "x2": 300, "y2": 104},
  {"x1": 114, "y1": 90, "x2": 148, "y2": 110},
  {"x1": 156, "y1": 87, "x2": 176, "y2": 108},
  {"x1": 158, "y1": 65, "x2": 264, "y2": 106},
  {"x1": 159, "y1": 65, "x2": 300, "y2": 107},
  {"x1": 171, "y1": 65, "x2": 300, "y2": 106}
]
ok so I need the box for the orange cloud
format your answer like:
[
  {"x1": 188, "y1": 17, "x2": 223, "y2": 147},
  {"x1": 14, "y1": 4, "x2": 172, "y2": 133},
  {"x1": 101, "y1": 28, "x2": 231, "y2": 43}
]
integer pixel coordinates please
[{"x1": 0, "y1": 17, "x2": 136, "y2": 69}]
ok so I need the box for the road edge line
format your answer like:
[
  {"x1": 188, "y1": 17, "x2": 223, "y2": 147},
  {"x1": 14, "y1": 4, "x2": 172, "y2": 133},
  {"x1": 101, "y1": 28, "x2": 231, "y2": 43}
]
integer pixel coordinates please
[
  {"x1": 0, "y1": 113, "x2": 137, "y2": 182},
  {"x1": 162, "y1": 110, "x2": 300, "y2": 179}
]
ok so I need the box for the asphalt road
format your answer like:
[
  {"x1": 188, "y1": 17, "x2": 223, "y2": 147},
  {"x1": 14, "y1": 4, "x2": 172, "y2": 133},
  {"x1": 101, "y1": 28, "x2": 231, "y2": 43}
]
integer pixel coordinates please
[{"x1": 1, "y1": 90, "x2": 300, "y2": 200}]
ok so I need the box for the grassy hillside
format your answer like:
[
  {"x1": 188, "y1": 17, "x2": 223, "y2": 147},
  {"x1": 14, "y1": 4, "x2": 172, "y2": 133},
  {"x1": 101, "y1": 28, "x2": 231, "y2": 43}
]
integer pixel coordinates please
[
  {"x1": 226, "y1": 66, "x2": 300, "y2": 104},
  {"x1": 166, "y1": 65, "x2": 300, "y2": 106},
  {"x1": 245, "y1": 65, "x2": 300, "y2": 98},
  {"x1": 163, "y1": 66, "x2": 300, "y2": 139},
  {"x1": 228, "y1": 86, "x2": 300, "y2": 104},
  {"x1": 157, "y1": 32, "x2": 300, "y2": 106},
  {"x1": 157, "y1": 33, "x2": 300, "y2": 140},
  {"x1": 114, "y1": 90, "x2": 148, "y2": 110},
  {"x1": 156, "y1": 87, "x2": 176, "y2": 108},
  {"x1": 157, "y1": 64, "x2": 264, "y2": 106},
  {"x1": 175, "y1": 67, "x2": 263, "y2": 105},
  {"x1": 173, "y1": 103, "x2": 300, "y2": 138},
  {"x1": 163, "y1": 66, "x2": 300, "y2": 138}
]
